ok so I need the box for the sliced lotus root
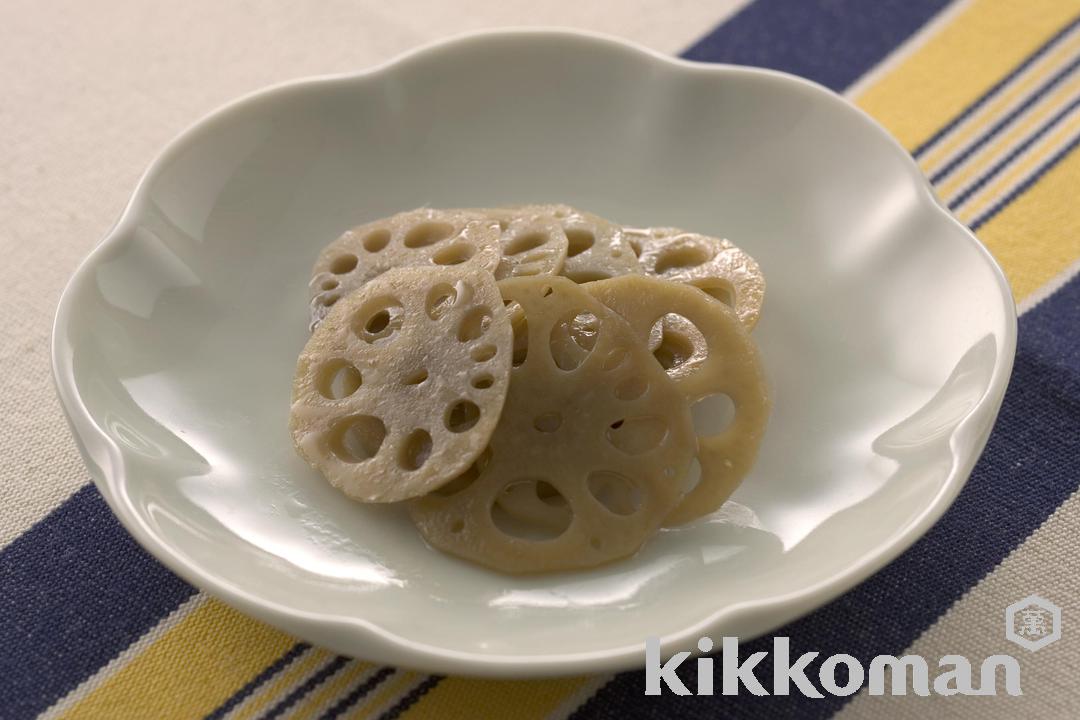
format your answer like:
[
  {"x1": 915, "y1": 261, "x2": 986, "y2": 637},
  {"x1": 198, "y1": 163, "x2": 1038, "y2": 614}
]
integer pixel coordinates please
[
  {"x1": 290, "y1": 264, "x2": 512, "y2": 503},
  {"x1": 408, "y1": 276, "x2": 696, "y2": 573},
  {"x1": 479, "y1": 204, "x2": 642, "y2": 283},
  {"x1": 626, "y1": 227, "x2": 765, "y2": 330},
  {"x1": 586, "y1": 275, "x2": 770, "y2": 525},
  {"x1": 309, "y1": 208, "x2": 502, "y2": 330},
  {"x1": 470, "y1": 207, "x2": 568, "y2": 281}
]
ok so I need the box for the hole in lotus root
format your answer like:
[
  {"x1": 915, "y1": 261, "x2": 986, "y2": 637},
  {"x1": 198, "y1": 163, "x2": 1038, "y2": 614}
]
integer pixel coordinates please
[
  {"x1": 587, "y1": 471, "x2": 643, "y2": 516},
  {"x1": 426, "y1": 282, "x2": 458, "y2": 321},
  {"x1": 432, "y1": 242, "x2": 476, "y2": 265},
  {"x1": 680, "y1": 457, "x2": 702, "y2": 494},
  {"x1": 328, "y1": 415, "x2": 385, "y2": 462},
  {"x1": 507, "y1": 301, "x2": 528, "y2": 367},
  {"x1": 399, "y1": 429, "x2": 433, "y2": 471},
  {"x1": 505, "y1": 231, "x2": 549, "y2": 255},
  {"x1": 471, "y1": 373, "x2": 494, "y2": 389},
  {"x1": 435, "y1": 447, "x2": 492, "y2": 497},
  {"x1": 550, "y1": 311, "x2": 600, "y2": 371},
  {"x1": 654, "y1": 243, "x2": 712, "y2": 273},
  {"x1": 458, "y1": 307, "x2": 493, "y2": 342},
  {"x1": 330, "y1": 254, "x2": 358, "y2": 274},
  {"x1": 404, "y1": 221, "x2": 454, "y2": 248},
  {"x1": 353, "y1": 297, "x2": 405, "y2": 344},
  {"x1": 445, "y1": 400, "x2": 481, "y2": 433},
  {"x1": 362, "y1": 229, "x2": 391, "y2": 252},
  {"x1": 491, "y1": 479, "x2": 572, "y2": 540},
  {"x1": 565, "y1": 229, "x2": 595, "y2": 257},
  {"x1": 321, "y1": 279, "x2": 339, "y2": 291},
  {"x1": 532, "y1": 412, "x2": 562, "y2": 433},
  {"x1": 316, "y1": 360, "x2": 362, "y2": 399},
  {"x1": 650, "y1": 314, "x2": 706, "y2": 372},
  {"x1": 402, "y1": 368, "x2": 428, "y2": 386},
  {"x1": 690, "y1": 278, "x2": 735, "y2": 307},
  {"x1": 320, "y1": 293, "x2": 340, "y2": 307},
  {"x1": 691, "y1": 393, "x2": 736, "y2": 436},
  {"x1": 628, "y1": 237, "x2": 644, "y2": 257},
  {"x1": 614, "y1": 376, "x2": 648, "y2": 401},
  {"x1": 471, "y1": 344, "x2": 497, "y2": 362},
  {"x1": 606, "y1": 416, "x2": 668, "y2": 455}
]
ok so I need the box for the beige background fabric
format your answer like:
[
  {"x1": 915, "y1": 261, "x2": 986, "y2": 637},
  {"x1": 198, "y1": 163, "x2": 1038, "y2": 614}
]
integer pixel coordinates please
[{"x1": 0, "y1": 0, "x2": 746, "y2": 548}]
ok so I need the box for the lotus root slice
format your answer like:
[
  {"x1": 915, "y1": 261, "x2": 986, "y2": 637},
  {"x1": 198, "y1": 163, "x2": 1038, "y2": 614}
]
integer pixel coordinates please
[
  {"x1": 408, "y1": 276, "x2": 696, "y2": 572},
  {"x1": 291, "y1": 264, "x2": 511, "y2": 502}
]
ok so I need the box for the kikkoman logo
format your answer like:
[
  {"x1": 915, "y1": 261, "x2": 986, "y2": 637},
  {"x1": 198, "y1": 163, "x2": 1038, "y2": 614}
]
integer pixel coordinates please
[
  {"x1": 644, "y1": 637, "x2": 1022, "y2": 697},
  {"x1": 1005, "y1": 594, "x2": 1061, "y2": 652},
  {"x1": 645, "y1": 596, "x2": 1060, "y2": 697}
]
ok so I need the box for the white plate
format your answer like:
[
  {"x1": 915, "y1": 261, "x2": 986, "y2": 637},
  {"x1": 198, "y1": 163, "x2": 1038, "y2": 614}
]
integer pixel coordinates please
[{"x1": 52, "y1": 29, "x2": 1016, "y2": 677}]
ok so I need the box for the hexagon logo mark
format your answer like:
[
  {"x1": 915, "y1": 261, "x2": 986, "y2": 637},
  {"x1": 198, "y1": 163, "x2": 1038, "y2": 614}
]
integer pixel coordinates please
[{"x1": 1005, "y1": 595, "x2": 1061, "y2": 652}]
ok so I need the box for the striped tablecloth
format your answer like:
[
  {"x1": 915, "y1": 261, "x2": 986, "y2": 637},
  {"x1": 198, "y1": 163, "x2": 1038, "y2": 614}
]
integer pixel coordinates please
[{"x1": 3, "y1": 0, "x2": 1079, "y2": 717}]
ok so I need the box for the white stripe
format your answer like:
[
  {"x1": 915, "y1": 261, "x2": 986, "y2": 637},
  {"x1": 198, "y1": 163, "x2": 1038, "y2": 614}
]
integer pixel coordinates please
[
  {"x1": 1017, "y1": 257, "x2": 1080, "y2": 315},
  {"x1": 947, "y1": 87, "x2": 1080, "y2": 212},
  {"x1": 919, "y1": 23, "x2": 1080, "y2": 177},
  {"x1": 37, "y1": 594, "x2": 208, "y2": 720},
  {"x1": 845, "y1": 0, "x2": 974, "y2": 100},
  {"x1": 959, "y1": 118, "x2": 1080, "y2": 225},
  {"x1": 545, "y1": 674, "x2": 617, "y2": 720},
  {"x1": 365, "y1": 673, "x2": 431, "y2": 720}
]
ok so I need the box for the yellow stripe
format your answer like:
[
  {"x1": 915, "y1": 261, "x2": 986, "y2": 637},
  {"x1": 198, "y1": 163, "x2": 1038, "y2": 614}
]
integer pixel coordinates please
[
  {"x1": 398, "y1": 676, "x2": 594, "y2": 720},
  {"x1": 956, "y1": 112, "x2": 1080, "y2": 225},
  {"x1": 288, "y1": 660, "x2": 374, "y2": 720},
  {"x1": 344, "y1": 670, "x2": 421, "y2": 719},
  {"x1": 855, "y1": 0, "x2": 1080, "y2": 151},
  {"x1": 932, "y1": 72, "x2": 1080, "y2": 200},
  {"x1": 973, "y1": 143, "x2": 1080, "y2": 300},
  {"x1": 916, "y1": 32, "x2": 1080, "y2": 174},
  {"x1": 229, "y1": 646, "x2": 334, "y2": 720},
  {"x1": 59, "y1": 600, "x2": 296, "y2": 720}
]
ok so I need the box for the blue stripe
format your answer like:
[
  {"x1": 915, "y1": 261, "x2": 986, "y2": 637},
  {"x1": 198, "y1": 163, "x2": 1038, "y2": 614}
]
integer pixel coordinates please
[
  {"x1": 572, "y1": 272, "x2": 1080, "y2": 718},
  {"x1": 913, "y1": 15, "x2": 1080, "y2": 158},
  {"x1": 203, "y1": 642, "x2": 310, "y2": 720},
  {"x1": 928, "y1": 52, "x2": 1080, "y2": 185},
  {"x1": 376, "y1": 675, "x2": 443, "y2": 720},
  {"x1": 0, "y1": 485, "x2": 196, "y2": 720},
  {"x1": 949, "y1": 94, "x2": 1080, "y2": 210},
  {"x1": 318, "y1": 667, "x2": 396, "y2": 720},
  {"x1": 262, "y1": 656, "x2": 350, "y2": 720},
  {"x1": 682, "y1": 0, "x2": 953, "y2": 91},
  {"x1": 970, "y1": 128, "x2": 1080, "y2": 231}
]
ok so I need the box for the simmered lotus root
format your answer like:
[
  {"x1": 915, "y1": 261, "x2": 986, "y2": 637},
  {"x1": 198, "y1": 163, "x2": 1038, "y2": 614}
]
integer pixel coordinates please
[
  {"x1": 558, "y1": 207, "x2": 642, "y2": 282},
  {"x1": 627, "y1": 227, "x2": 765, "y2": 329},
  {"x1": 586, "y1": 275, "x2": 770, "y2": 525},
  {"x1": 479, "y1": 204, "x2": 642, "y2": 283},
  {"x1": 290, "y1": 265, "x2": 511, "y2": 502},
  {"x1": 408, "y1": 276, "x2": 696, "y2": 573},
  {"x1": 309, "y1": 209, "x2": 502, "y2": 330},
  {"x1": 483, "y1": 208, "x2": 569, "y2": 280}
]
